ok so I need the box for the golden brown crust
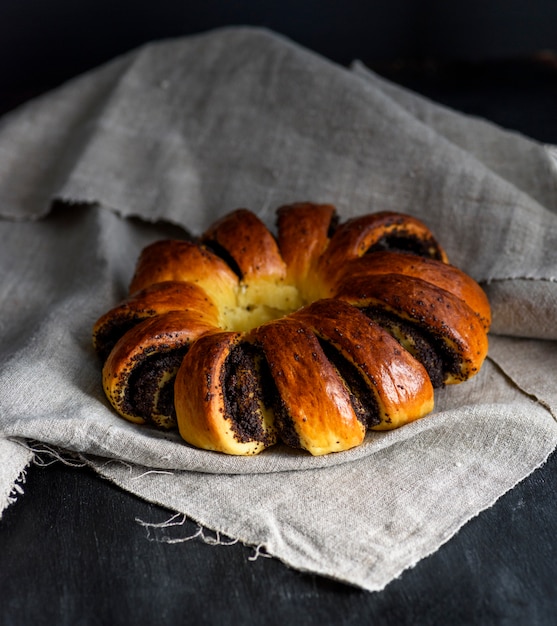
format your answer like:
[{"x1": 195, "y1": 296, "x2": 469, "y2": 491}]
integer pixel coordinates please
[
  {"x1": 93, "y1": 204, "x2": 491, "y2": 456},
  {"x1": 129, "y1": 239, "x2": 239, "y2": 296},
  {"x1": 292, "y1": 299, "x2": 435, "y2": 430},
  {"x1": 102, "y1": 311, "x2": 215, "y2": 427},
  {"x1": 336, "y1": 273, "x2": 489, "y2": 384},
  {"x1": 330, "y1": 251, "x2": 491, "y2": 330},
  {"x1": 175, "y1": 331, "x2": 277, "y2": 455},
  {"x1": 276, "y1": 202, "x2": 336, "y2": 294},
  {"x1": 201, "y1": 208, "x2": 287, "y2": 281},
  {"x1": 252, "y1": 317, "x2": 366, "y2": 455},
  {"x1": 92, "y1": 281, "x2": 220, "y2": 360},
  {"x1": 317, "y1": 211, "x2": 448, "y2": 278}
]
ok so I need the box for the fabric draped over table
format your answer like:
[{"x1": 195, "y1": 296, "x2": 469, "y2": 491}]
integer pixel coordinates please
[{"x1": 1, "y1": 27, "x2": 556, "y2": 592}]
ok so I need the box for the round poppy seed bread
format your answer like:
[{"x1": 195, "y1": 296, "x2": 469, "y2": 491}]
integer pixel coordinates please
[{"x1": 93, "y1": 202, "x2": 491, "y2": 456}]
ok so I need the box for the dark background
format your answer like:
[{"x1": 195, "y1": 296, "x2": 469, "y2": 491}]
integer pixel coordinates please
[
  {"x1": 2, "y1": 0, "x2": 557, "y2": 109},
  {"x1": 2, "y1": 3, "x2": 557, "y2": 625}
]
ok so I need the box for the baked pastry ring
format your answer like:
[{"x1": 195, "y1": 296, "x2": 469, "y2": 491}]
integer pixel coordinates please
[{"x1": 93, "y1": 203, "x2": 490, "y2": 456}]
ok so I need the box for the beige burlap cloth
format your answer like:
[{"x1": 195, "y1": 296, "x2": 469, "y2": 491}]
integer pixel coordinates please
[{"x1": 1, "y1": 27, "x2": 556, "y2": 592}]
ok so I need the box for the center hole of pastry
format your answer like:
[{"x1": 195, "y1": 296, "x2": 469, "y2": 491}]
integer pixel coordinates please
[{"x1": 220, "y1": 279, "x2": 305, "y2": 332}]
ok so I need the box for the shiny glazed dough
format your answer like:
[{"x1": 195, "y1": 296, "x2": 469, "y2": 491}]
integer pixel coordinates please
[{"x1": 93, "y1": 202, "x2": 491, "y2": 456}]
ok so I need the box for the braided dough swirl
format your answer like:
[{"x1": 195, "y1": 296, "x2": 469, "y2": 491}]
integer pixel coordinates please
[{"x1": 93, "y1": 203, "x2": 490, "y2": 456}]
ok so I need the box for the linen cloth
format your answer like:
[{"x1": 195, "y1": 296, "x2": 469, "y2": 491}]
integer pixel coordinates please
[{"x1": 1, "y1": 27, "x2": 556, "y2": 592}]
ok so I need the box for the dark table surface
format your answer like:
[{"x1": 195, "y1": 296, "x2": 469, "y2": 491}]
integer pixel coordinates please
[{"x1": 1, "y1": 54, "x2": 557, "y2": 626}]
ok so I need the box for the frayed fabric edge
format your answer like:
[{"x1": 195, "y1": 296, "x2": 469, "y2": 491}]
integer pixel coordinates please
[
  {"x1": 4, "y1": 464, "x2": 29, "y2": 511},
  {"x1": 91, "y1": 460, "x2": 273, "y2": 562},
  {"x1": 3, "y1": 436, "x2": 557, "y2": 593},
  {"x1": 11, "y1": 446, "x2": 275, "y2": 565},
  {"x1": 134, "y1": 510, "x2": 271, "y2": 561},
  {"x1": 0, "y1": 438, "x2": 34, "y2": 519},
  {"x1": 0, "y1": 439, "x2": 88, "y2": 519},
  {"x1": 77, "y1": 403, "x2": 557, "y2": 594}
]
